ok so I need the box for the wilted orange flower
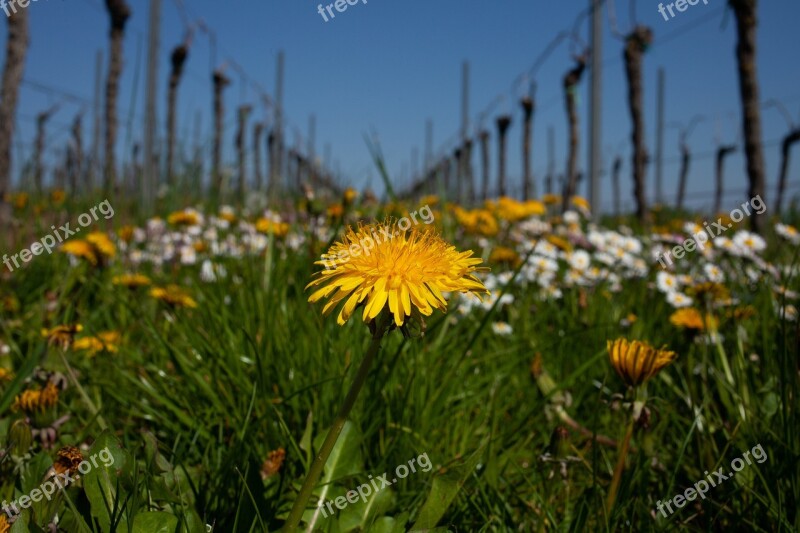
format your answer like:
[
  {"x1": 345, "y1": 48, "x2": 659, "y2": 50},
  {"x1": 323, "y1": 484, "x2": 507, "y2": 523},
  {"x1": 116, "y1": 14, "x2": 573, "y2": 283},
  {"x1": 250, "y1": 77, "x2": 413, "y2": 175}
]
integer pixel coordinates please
[
  {"x1": 261, "y1": 448, "x2": 286, "y2": 480},
  {"x1": 53, "y1": 446, "x2": 84, "y2": 477},
  {"x1": 307, "y1": 221, "x2": 489, "y2": 327},
  {"x1": 42, "y1": 324, "x2": 83, "y2": 350},
  {"x1": 150, "y1": 285, "x2": 198, "y2": 308},
  {"x1": 112, "y1": 273, "x2": 151, "y2": 288},
  {"x1": 607, "y1": 338, "x2": 676, "y2": 387},
  {"x1": 13, "y1": 382, "x2": 60, "y2": 413}
]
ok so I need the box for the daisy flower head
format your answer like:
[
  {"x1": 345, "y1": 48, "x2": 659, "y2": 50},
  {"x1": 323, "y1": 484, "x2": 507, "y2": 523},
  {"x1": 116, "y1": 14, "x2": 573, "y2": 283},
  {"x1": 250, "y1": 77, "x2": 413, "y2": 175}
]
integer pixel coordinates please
[
  {"x1": 306, "y1": 220, "x2": 489, "y2": 327},
  {"x1": 667, "y1": 291, "x2": 693, "y2": 308},
  {"x1": 775, "y1": 223, "x2": 800, "y2": 245},
  {"x1": 568, "y1": 250, "x2": 592, "y2": 271},
  {"x1": 656, "y1": 271, "x2": 680, "y2": 294},
  {"x1": 732, "y1": 230, "x2": 767, "y2": 255},
  {"x1": 491, "y1": 321, "x2": 513, "y2": 336}
]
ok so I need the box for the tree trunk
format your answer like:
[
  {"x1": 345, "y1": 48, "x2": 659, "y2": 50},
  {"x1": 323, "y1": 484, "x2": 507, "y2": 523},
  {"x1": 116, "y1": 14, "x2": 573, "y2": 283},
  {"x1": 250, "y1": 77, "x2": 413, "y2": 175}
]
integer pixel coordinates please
[
  {"x1": 267, "y1": 129, "x2": 275, "y2": 194},
  {"x1": 253, "y1": 122, "x2": 264, "y2": 192},
  {"x1": 714, "y1": 145, "x2": 737, "y2": 214},
  {"x1": 166, "y1": 42, "x2": 189, "y2": 186},
  {"x1": 0, "y1": 6, "x2": 29, "y2": 223},
  {"x1": 612, "y1": 156, "x2": 622, "y2": 216},
  {"x1": 730, "y1": 0, "x2": 766, "y2": 232},
  {"x1": 775, "y1": 130, "x2": 800, "y2": 215},
  {"x1": 496, "y1": 116, "x2": 511, "y2": 197},
  {"x1": 521, "y1": 97, "x2": 534, "y2": 200},
  {"x1": 34, "y1": 107, "x2": 57, "y2": 193},
  {"x1": 212, "y1": 69, "x2": 230, "y2": 200},
  {"x1": 463, "y1": 139, "x2": 474, "y2": 203},
  {"x1": 561, "y1": 57, "x2": 587, "y2": 212},
  {"x1": 479, "y1": 130, "x2": 490, "y2": 201},
  {"x1": 676, "y1": 142, "x2": 690, "y2": 210},
  {"x1": 71, "y1": 114, "x2": 83, "y2": 193},
  {"x1": 104, "y1": 0, "x2": 131, "y2": 194},
  {"x1": 453, "y1": 147, "x2": 462, "y2": 202},
  {"x1": 623, "y1": 27, "x2": 653, "y2": 223},
  {"x1": 236, "y1": 104, "x2": 252, "y2": 200}
]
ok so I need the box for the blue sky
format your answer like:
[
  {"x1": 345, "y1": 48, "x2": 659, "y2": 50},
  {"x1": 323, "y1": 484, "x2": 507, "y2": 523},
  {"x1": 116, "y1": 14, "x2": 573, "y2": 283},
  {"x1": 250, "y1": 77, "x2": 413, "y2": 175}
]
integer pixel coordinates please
[{"x1": 2, "y1": 0, "x2": 800, "y2": 212}]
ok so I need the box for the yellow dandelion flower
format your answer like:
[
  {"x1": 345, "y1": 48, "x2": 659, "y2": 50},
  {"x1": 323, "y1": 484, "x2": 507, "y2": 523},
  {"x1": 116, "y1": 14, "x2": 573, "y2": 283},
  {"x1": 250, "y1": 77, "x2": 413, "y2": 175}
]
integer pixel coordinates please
[
  {"x1": 12, "y1": 382, "x2": 60, "y2": 413},
  {"x1": 118, "y1": 225, "x2": 136, "y2": 242},
  {"x1": 545, "y1": 234, "x2": 573, "y2": 252},
  {"x1": 730, "y1": 305, "x2": 756, "y2": 321},
  {"x1": 306, "y1": 221, "x2": 489, "y2": 327},
  {"x1": 73, "y1": 331, "x2": 119, "y2": 356},
  {"x1": 0, "y1": 514, "x2": 9, "y2": 533},
  {"x1": 343, "y1": 188, "x2": 358, "y2": 204},
  {"x1": 686, "y1": 282, "x2": 730, "y2": 303},
  {"x1": 327, "y1": 203, "x2": 344, "y2": 218},
  {"x1": 489, "y1": 246, "x2": 521, "y2": 267},
  {"x1": 453, "y1": 207, "x2": 498, "y2": 236},
  {"x1": 51, "y1": 189, "x2": 66, "y2": 205},
  {"x1": 607, "y1": 338, "x2": 676, "y2": 387},
  {"x1": 219, "y1": 208, "x2": 237, "y2": 223},
  {"x1": 62, "y1": 240, "x2": 98, "y2": 265},
  {"x1": 112, "y1": 273, "x2": 152, "y2": 288},
  {"x1": 669, "y1": 308, "x2": 717, "y2": 331},
  {"x1": 0, "y1": 367, "x2": 13, "y2": 383},
  {"x1": 571, "y1": 196, "x2": 591, "y2": 211},
  {"x1": 542, "y1": 193, "x2": 561, "y2": 205},
  {"x1": 167, "y1": 210, "x2": 201, "y2": 226},
  {"x1": 150, "y1": 285, "x2": 198, "y2": 308},
  {"x1": 86, "y1": 232, "x2": 116, "y2": 258},
  {"x1": 419, "y1": 194, "x2": 439, "y2": 207},
  {"x1": 41, "y1": 324, "x2": 83, "y2": 350},
  {"x1": 13, "y1": 192, "x2": 28, "y2": 210},
  {"x1": 256, "y1": 218, "x2": 290, "y2": 237}
]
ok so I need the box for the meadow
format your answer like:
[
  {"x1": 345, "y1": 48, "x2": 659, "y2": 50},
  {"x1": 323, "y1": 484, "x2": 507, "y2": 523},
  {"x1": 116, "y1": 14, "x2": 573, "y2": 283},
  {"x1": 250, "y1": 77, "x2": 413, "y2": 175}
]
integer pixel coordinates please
[{"x1": 0, "y1": 189, "x2": 798, "y2": 532}]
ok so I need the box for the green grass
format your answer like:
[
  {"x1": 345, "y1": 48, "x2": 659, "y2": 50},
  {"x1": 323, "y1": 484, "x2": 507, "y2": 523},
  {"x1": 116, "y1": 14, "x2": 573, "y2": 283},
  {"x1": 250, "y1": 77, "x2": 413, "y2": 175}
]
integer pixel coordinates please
[{"x1": 0, "y1": 193, "x2": 798, "y2": 532}]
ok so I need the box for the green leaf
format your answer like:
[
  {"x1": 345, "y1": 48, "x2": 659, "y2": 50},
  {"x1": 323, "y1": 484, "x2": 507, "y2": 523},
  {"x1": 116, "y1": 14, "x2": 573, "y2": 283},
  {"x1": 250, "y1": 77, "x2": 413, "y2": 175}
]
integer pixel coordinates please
[
  {"x1": 338, "y1": 485, "x2": 395, "y2": 532},
  {"x1": 83, "y1": 430, "x2": 129, "y2": 533},
  {"x1": 410, "y1": 446, "x2": 485, "y2": 531},
  {"x1": 303, "y1": 420, "x2": 364, "y2": 531},
  {"x1": 131, "y1": 511, "x2": 179, "y2": 533}
]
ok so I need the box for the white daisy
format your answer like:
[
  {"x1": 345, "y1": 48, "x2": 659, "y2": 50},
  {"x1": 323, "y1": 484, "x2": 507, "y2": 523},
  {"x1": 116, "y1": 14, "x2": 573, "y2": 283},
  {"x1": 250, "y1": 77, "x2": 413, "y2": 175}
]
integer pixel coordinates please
[{"x1": 667, "y1": 291, "x2": 693, "y2": 308}]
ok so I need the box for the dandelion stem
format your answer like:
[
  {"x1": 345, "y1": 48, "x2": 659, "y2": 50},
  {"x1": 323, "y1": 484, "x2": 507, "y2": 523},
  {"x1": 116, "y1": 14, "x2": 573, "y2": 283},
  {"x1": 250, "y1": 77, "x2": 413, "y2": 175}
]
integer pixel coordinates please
[
  {"x1": 606, "y1": 413, "x2": 635, "y2": 515},
  {"x1": 282, "y1": 314, "x2": 391, "y2": 532}
]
